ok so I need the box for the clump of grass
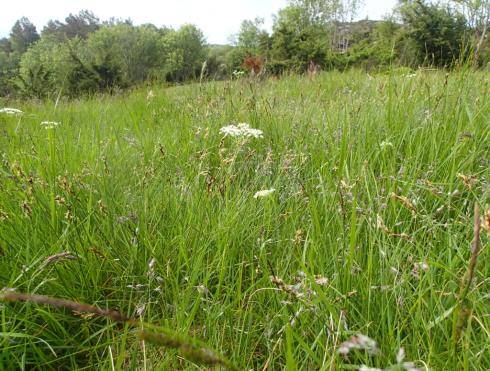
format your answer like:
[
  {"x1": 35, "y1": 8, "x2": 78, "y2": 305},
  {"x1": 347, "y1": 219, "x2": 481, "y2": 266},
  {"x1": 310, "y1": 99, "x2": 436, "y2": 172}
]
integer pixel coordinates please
[
  {"x1": 452, "y1": 203, "x2": 482, "y2": 346},
  {"x1": 0, "y1": 70, "x2": 488, "y2": 369},
  {"x1": 0, "y1": 291, "x2": 238, "y2": 370}
]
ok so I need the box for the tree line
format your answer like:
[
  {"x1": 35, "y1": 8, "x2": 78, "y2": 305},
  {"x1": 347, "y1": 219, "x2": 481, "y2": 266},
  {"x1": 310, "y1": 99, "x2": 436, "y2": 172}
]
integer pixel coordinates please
[{"x1": 1, "y1": 0, "x2": 489, "y2": 98}]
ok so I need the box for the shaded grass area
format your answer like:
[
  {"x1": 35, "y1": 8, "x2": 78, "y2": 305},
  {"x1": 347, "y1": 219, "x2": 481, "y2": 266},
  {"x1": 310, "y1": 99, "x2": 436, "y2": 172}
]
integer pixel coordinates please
[{"x1": 0, "y1": 70, "x2": 489, "y2": 369}]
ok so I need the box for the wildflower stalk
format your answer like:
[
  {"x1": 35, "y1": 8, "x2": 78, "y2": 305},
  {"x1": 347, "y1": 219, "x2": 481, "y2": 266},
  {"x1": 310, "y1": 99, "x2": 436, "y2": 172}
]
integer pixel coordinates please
[{"x1": 48, "y1": 128, "x2": 57, "y2": 229}]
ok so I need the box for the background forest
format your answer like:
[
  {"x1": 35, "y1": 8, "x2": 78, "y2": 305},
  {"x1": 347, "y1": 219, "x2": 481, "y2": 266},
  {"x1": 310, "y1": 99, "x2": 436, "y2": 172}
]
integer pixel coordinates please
[{"x1": 1, "y1": 0, "x2": 490, "y2": 98}]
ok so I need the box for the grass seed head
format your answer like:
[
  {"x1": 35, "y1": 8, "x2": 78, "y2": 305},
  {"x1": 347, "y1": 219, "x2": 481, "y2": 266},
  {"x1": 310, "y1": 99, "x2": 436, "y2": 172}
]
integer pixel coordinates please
[
  {"x1": 21, "y1": 200, "x2": 32, "y2": 217},
  {"x1": 457, "y1": 173, "x2": 477, "y2": 190},
  {"x1": 45, "y1": 252, "x2": 78, "y2": 265},
  {"x1": 0, "y1": 210, "x2": 8, "y2": 221},
  {"x1": 482, "y1": 207, "x2": 490, "y2": 236}
]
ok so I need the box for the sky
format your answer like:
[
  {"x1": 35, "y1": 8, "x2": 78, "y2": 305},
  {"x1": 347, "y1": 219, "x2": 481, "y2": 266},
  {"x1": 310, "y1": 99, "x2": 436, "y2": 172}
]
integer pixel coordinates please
[{"x1": 0, "y1": 0, "x2": 398, "y2": 44}]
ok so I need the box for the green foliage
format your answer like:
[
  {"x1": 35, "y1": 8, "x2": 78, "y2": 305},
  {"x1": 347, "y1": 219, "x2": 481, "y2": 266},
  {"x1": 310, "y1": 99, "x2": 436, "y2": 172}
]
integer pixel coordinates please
[
  {"x1": 162, "y1": 24, "x2": 206, "y2": 82},
  {"x1": 0, "y1": 48, "x2": 18, "y2": 96},
  {"x1": 2, "y1": 3, "x2": 490, "y2": 98},
  {"x1": 2, "y1": 18, "x2": 41, "y2": 96},
  {"x1": 271, "y1": 5, "x2": 331, "y2": 71},
  {"x1": 334, "y1": 20, "x2": 400, "y2": 70},
  {"x1": 14, "y1": 63, "x2": 53, "y2": 99},
  {"x1": 11, "y1": 20, "x2": 207, "y2": 98},
  {"x1": 231, "y1": 18, "x2": 271, "y2": 67},
  {"x1": 41, "y1": 10, "x2": 100, "y2": 41},
  {"x1": 17, "y1": 36, "x2": 123, "y2": 98},
  {"x1": 17, "y1": 36, "x2": 69, "y2": 98},
  {"x1": 87, "y1": 23, "x2": 165, "y2": 85},
  {"x1": 399, "y1": 0, "x2": 470, "y2": 67},
  {"x1": 9, "y1": 17, "x2": 39, "y2": 54},
  {"x1": 206, "y1": 44, "x2": 233, "y2": 79}
]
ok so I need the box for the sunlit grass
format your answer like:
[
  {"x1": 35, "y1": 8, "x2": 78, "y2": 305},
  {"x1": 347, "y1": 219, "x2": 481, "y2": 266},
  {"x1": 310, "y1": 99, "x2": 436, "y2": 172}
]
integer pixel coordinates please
[{"x1": 0, "y1": 69, "x2": 489, "y2": 370}]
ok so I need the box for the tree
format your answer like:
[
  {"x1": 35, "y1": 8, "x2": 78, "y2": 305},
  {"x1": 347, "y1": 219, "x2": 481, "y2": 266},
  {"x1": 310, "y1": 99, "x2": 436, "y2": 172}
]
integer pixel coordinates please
[
  {"x1": 269, "y1": 0, "x2": 366, "y2": 71},
  {"x1": 452, "y1": 0, "x2": 490, "y2": 55},
  {"x1": 234, "y1": 18, "x2": 270, "y2": 54},
  {"x1": 287, "y1": 0, "x2": 364, "y2": 24},
  {"x1": 228, "y1": 18, "x2": 271, "y2": 71},
  {"x1": 9, "y1": 17, "x2": 39, "y2": 54},
  {"x1": 271, "y1": 5, "x2": 331, "y2": 71},
  {"x1": 0, "y1": 38, "x2": 12, "y2": 54},
  {"x1": 0, "y1": 38, "x2": 17, "y2": 95},
  {"x1": 399, "y1": 0, "x2": 468, "y2": 67},
  {"x1": 17, "y1": 36, "x2": 65, "y2": 98},
  {"x1": 87, "y1": 23, "x2": 165, "y2": 84},
  {"x1": 162, "y1": 24, "x2": 206, "y2": 82},
  {"x1": 18, "y1": 34, "x2": 123, "y2": 98},
  {"x1": 64, "y1": 10, "x2": 100, "y2": 39},
  {"x1": 41, "y1": 20, "x2": 65, "y2": 41},
  {"x1": 206, "y1": 45, "x2": 233, "y2": 79},
  {"x1": 42, "y1": 10, "x2": 100, "y2": 41}
]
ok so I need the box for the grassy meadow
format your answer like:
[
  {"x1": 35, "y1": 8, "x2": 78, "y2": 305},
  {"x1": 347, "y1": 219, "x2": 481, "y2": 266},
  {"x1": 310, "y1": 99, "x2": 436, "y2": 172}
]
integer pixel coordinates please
[{"x1": 0, "y1": 70, "x2": 489, "y2": 370}]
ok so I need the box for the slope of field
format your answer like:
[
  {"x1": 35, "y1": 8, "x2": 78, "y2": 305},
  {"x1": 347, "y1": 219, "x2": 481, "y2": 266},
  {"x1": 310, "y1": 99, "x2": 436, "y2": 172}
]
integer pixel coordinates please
[{"x1": 0, "y1": 70, "x2": 489, "y2": 369}]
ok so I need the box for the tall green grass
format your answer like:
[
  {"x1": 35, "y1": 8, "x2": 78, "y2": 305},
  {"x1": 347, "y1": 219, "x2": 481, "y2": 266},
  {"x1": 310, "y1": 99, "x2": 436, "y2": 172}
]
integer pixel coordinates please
[{"x1": 0, "y1": 69, "x2": 489, "y2": 370}]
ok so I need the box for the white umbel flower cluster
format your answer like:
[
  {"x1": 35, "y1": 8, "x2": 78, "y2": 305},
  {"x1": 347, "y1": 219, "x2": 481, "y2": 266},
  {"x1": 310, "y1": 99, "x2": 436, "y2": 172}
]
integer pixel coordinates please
[
  {"x1": 253, "y1": 188, "x2": 275, "y2": 198},
  {"x1": 0, "y1": 108, "x2": 23, "y2": 115},
  {"x1": 220, "y1": 123, "x2": 263, "y2": 139},
  {"x1": 380, "y1": 141, "x2": 394, "y2": 149},
  {"x1": 41, "y1": 121, "x2": 60, "y2": 129}
]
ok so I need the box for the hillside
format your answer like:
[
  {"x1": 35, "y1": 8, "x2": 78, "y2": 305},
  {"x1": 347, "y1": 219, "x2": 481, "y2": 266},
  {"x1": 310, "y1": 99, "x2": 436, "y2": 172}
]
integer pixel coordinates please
[{"x1": 0, "y1": 71, "x2": 489, "y2": 369}]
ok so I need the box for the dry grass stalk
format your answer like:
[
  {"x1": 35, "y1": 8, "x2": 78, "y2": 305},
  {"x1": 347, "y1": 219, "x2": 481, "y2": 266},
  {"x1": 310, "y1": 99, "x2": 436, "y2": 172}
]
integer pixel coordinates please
[
  {"x1": 376, "y1": 215, "x2": 414, "y2": 242},
  {"x1": 139, "y1": 331, "x2": 237, "y2": 370},
  {"x1": 0, "y1": 291, "x2": 238, "y2": 370},
  {"x1": 482, "y1": 207, "x2": 490, "y2": 236},
  {"x1": 45, "y1": 252, "x2": 78, "y2": 265},
  {"x1": 1, "y1": 292, "x2": 129, "y2": 322},
  {"x1": 456, "y1": 173, "x2": 477, "y2": 190},
  {"x1": 0, "y1": 209, "x2": 8, "y2": 221},
  {"x1": 390, "y1": 192, "x2": 417, "y2": 216}
]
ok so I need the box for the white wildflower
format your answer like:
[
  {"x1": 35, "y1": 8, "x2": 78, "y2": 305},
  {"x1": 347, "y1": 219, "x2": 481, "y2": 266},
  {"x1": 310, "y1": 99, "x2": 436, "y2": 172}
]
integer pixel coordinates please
[
  {"x1": 401, "y1": 362, "x2": 421, "y2": 371},
  {"x1": 338, "y1": 334, "x2": 379, "y2": 356},
  {"x1": 41, "y1": 121, "x2": 60, "y2": 129},
  {"x1": 147, "y1": 258, "x2": 156, "y2": 278},
  {"x1": 1, "y1": 287, "x2": 17, "y2": 293},
  {"x1": 396, "y1": 347, "x2": 406, "y2": 364},
  {"x1": 253, "y1": 188, "x2": 275, "y2": 198},
  {"x1": 314, "y1": 276, "x2": 329, "y2": 286},
  {"x1": 147, "y1": 90, "x2": 155, "y2": 100},
  {"x1": 359, "y1": 366, "x2": 382, "y2": 371},
  {"x1": 380, "y1": 141, "x2": 394, "y2": 149},
  {"x1": 135, "y1": 304, "x2": 146, "y2": 317},
  {"x1": 196, "y1": 284, "x2": 210, "y2": 296},
  {"x1": 0, "y1": 108, "x2": 23, "y2": 115},
  {"x1": 220, "y1": 123, "x2": 263, "y2": 139},
  {"x1": 396, "y1": 348, "x2": 422, "y2": 371},
  {"x1": 232, "y1": 70, "x2": 245, "y2": 78}
]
